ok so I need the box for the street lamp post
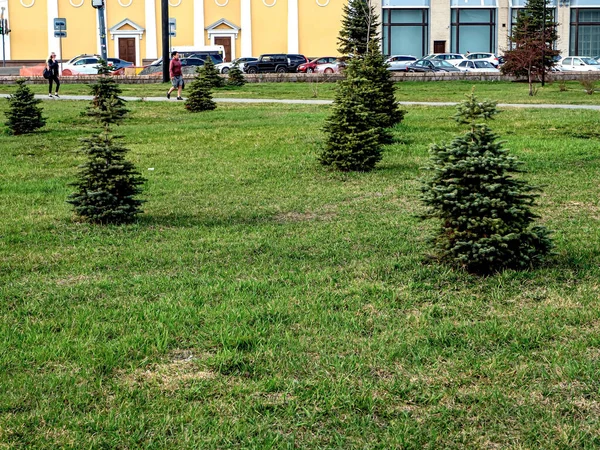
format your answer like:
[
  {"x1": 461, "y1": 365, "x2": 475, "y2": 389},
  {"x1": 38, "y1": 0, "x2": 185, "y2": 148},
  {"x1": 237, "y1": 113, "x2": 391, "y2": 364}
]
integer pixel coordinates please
[
  {"x1": 161, "y1": 0, "x2": 170, "y2": 83},
  {"x1": 1, "y1": 7, "x2": 6, "y2": 68},
  {"x1": 91, "y1": 0, "x2": 108, "y2": 62},
  {"x1": 541, "y1": 0, "x2": 547, "y2": 87}
]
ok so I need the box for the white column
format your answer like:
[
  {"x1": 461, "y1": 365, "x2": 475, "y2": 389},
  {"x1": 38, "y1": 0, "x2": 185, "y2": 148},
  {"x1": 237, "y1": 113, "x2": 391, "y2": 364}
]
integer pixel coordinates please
[
  {"x1": 145, "y1": 0, "x2": 157, "y2": 59},
  {"x1": 287, "y1": 0, "x2": 298, "y2": 53},
  {"x1": 47, "y1": 0, "x2": 60, "y2": 59},
  {"x1": 241, "y1": 0, "x2": 252, "y2": 56},
  {"x1": 0, "y1": 0, "x2": 11, "y2": 61},
  {"x1": 194, "y1": 0, "x2": 205, "y2": 47}
]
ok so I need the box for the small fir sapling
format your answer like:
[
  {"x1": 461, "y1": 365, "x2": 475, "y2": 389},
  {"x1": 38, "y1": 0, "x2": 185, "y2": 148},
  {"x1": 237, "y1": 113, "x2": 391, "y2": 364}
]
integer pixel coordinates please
[
  {"x1": 4, "y1": 79, "x2": 46, "y2": 135},
  {"x1": 227, "y1": 62, "x2": 246, "y2": 87},
  {"x1": 68, "y1": 59, "x2": 145, "y2": 224},
  {"x1": 320, "y1": 58, "x2": 384, "y2": 172},
  {"x1": 420, "y1": 91, "x2": 552, "y2": 274},
  {"x1": 185, "y1": 66, "x2": 217, "y2": 112},
  {"x1": 200, "y1": 57, "x2": 225, "y2": 88}
]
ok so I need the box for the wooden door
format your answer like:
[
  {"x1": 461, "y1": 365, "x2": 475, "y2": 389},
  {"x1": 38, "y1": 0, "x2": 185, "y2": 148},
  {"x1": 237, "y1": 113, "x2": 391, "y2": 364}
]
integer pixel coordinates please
[
  {"x1": 119, "y1": 38, "x2": 136, "y2": 64},
  {"x1": 433, "y1": 41, "x2": 446, "y2": 54},
  {"x1": 214, "y1": 37, "x2": 231, "y2": 62}
]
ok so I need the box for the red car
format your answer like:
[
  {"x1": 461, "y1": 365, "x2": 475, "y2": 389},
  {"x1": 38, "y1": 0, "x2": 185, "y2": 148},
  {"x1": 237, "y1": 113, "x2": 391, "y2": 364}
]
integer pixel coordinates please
[{"x1": 297, "y1": 56, "x2": 338, "y2": 73}]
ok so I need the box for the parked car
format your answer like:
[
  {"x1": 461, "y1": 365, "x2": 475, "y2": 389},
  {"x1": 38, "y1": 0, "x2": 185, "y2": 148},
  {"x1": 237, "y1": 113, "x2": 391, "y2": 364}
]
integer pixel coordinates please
[
  {"x1": 243, "y1": 53, "x2": 307, "y2": 73},
  {"x1": 385, "y1": 55, "x2": 418, "y2": 71},
  {"x1": 408, "y1": 59, "x2": 461, "y2": 72},
  {"x1": 180, "y1": 58, "x2": 205, "y2": 68},
  {"x1": 558, "y1": 56, "x2": 600, "y2": 71},
  {"x1": 466, "y1": 52, "x2": 501, "y2": 68},
  {"x1": 424, "y1": 53, "x2": 467, "y2": 66},
  {"x1": 148, "y1": 53, "x2": 223, "y2": 68},
  {"x1": 107, "y1": 58, "x2": 134, "y2": 70},
  {"x1": 297, "y1": 56, "x2": 338, "y2": 73},
  {"x1": 215, "y1": 57, "x2": 258, "y2": 74},
  {"x1": 62, "y1": 56, "x2": 114, "y2": 75},
  {"x1": 456, "y1": 60, "x2": 500, "y2": 73},
  {"x1": 64, "y1": 53, "x2": 101, "y2": 65},
  {"x1": 314, "y1": 60, "x2": 346, "y2": 74}
]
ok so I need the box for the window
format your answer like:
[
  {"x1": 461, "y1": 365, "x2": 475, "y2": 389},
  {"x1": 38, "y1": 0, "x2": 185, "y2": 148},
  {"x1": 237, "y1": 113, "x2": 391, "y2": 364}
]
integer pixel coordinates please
[
  {"x1": 383, "y1": 8, "x2": 429, "y2": 57},
  {"x1": 451, "y1": 9, "x2": 496, "y2": 54},
  {"x1": 570, "y1": 9, "x2": 600, "y2": 56}
]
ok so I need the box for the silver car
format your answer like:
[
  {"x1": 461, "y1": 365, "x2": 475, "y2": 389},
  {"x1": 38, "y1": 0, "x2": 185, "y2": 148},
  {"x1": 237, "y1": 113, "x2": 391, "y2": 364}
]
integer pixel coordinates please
[{"x1": 385, "y1": 55, "x2": 418, "y2": 71}]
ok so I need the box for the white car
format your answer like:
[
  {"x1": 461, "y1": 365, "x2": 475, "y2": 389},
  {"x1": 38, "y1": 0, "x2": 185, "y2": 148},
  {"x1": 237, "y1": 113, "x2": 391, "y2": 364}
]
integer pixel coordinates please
[
  {"x1": 62, "y1": 56, "x2": 113, "y2": 75},
  {"x1": 424, "y1": 53, "x2": 467, "y2": 67},
  {"x1": 466, "y1": 52, "x2": 502, "y2": 68},
  {"x1": 558, "y1": 56, "x2": 600, "y2": 71},
  {"x1": 215, "y1": 57, "x2": 258, "y2": 74},
  {"x1": 385, "y1": 55, "x2": 418, "y2": 71},
  {"x1": 456, "y1": 60, "x2": 500, "y2": 73},
  {"x1": 314, "y1": 61, "x2": 345, "y2": 74}
]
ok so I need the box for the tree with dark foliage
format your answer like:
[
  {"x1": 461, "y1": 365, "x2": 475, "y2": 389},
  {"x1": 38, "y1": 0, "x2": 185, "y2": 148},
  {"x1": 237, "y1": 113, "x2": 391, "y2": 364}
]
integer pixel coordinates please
[
  {"x1": 68, "y1": 59, "x2": 144, "y2": 224},
  {"x1": 502, "y1": 0, "x2": 559, "y2": 92},
  {"x1": 185, "y1": 66, "x2": 217, "y2": 112},
  {"x1": 337, "y1": 0, "x2": 379, "y2": 57},
  {"x1": 4, "y1": 79, "x2": 45, "y2": 135},
  {"x1": 421, "y1": 92, "x2": 552, "y2": 274}
]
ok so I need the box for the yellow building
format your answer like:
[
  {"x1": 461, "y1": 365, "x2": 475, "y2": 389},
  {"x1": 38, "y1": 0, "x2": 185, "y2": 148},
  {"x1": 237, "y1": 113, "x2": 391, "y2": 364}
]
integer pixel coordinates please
[{"x1": 0, "y1": 0, "x2": 348, "y2": 64}]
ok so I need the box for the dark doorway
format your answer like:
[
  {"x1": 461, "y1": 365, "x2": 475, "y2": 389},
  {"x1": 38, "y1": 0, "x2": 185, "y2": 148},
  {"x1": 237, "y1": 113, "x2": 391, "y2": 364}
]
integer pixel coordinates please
[
  {"x1": 119, "y1": 38, "x2": 136, "y2": 64},
  {"x1": 434, "y1": 40, "x2": 446, "y2": 53},
  {"x1": 214, "y1": 37, "x2": 231, "y2": 62}
]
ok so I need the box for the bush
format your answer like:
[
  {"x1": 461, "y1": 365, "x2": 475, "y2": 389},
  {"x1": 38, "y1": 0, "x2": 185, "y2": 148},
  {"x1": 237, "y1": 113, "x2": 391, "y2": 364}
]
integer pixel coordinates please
[
  {"x1": 201, "y1": 58, "x2": 225, "y2": 88},
  {"x1": 185, "y1": 66, "x2": 217, "y2": 112},
  {"x1": 68, "y1": 59, "x2": 145, "y2": 224},
  {"x1": 227, "y1": 63, "x2": 246, "y2": 87},
  {"x1": 420, "y1": 92, "x2": 552, "y2": 274},
  {"x1": 4, "y1": 79, "x2": 45, "y2": 135}
]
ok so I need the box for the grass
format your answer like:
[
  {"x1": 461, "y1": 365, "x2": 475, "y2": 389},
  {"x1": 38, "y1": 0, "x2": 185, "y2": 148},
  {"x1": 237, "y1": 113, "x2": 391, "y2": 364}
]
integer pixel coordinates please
[
  {"x1": 1, "y1": 94, "x2": 600, "y2": 448},
  {"x1": 1, "y1": 79, "x2": 599, "y2": 104}
]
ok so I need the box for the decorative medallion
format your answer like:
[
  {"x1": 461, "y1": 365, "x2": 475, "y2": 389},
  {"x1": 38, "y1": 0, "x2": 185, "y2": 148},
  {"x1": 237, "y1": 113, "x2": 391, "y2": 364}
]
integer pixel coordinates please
[
  {"x1": 316, "y1": 0, "x2": 330, "y2": 5},
  {"x1": 215, "y1": 0, "x2": 229, "y2": 5},
  {"x1": 168, "y1": 0, "x2": 182, "y2": 6},
  {"x1": 118, "y1": 0, "x2": 133, "y2": 6},
  {"x1": 263, "y1": 0, "x2": 276, "y2": 6},
  {"x1": 20, "y1": 0, "x2": 35, "y2": 7},
  {"x1": 69, "y1": 0, "x2": 85, "y2": 7}
]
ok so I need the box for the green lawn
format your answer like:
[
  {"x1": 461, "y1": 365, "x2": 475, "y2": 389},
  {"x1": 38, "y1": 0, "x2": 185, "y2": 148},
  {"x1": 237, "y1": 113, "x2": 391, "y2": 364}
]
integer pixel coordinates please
[
  {"x1": 1, "y1": 96, "x2": 600, "y2": 448},
  {"x1": 1, "y1": 78, "x2": 599, "y2": 104}
]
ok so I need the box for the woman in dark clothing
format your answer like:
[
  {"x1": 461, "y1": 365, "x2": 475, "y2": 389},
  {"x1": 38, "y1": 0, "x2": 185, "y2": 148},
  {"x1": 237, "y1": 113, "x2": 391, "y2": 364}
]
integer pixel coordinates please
[{"x1": 46, "y1": 53, "x2": 60, "y2": 98}]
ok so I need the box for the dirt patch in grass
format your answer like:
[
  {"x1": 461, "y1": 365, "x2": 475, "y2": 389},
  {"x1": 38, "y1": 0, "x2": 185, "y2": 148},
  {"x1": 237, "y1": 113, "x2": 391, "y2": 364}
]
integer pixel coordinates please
[{"x1": 120, "y1": 350, "x2": 216, "y2": 391}]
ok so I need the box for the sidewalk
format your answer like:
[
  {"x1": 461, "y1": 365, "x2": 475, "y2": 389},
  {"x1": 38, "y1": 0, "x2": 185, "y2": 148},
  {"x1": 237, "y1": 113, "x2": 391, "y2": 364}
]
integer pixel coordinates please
[{"x1": 2, "y1": 93, "x2": 600, "y2": 110}]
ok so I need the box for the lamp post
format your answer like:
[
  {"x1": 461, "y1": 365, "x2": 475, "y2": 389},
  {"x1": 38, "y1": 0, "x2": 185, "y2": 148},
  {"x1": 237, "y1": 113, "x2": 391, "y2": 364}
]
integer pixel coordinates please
[
  {"x1": 91, "y1": 0, "x2": 108, "y2": 62},
  {"x1": 161, "y1": 0, "x2": 169, "y2": 83},
  {"x1": 1, "y1": 7, "x2": 6, "y2": 68},
  {"x1": 541, "y1": 0, "x2": 546, "y2": 87}
]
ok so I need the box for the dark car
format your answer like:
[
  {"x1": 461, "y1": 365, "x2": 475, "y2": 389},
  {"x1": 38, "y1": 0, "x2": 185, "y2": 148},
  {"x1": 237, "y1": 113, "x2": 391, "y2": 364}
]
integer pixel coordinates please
[
  {"x1": 107, "y1": 58, "x2": 134, "y2": 70},
  {"x1": 408, "y1": 59, "x2": 461, "y2": 73},
  {"x1": 297, "y1": 56, "x2": 337, "y2": 73},
  {"x1": 180, "y1": 58, "x2": 205, "y2": 68}
]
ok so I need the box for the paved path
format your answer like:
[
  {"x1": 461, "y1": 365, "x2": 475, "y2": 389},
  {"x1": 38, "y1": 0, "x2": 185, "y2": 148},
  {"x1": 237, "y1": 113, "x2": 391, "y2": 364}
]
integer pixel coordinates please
[{"x1": 2, "y1": 94, "x2": 600, "y2": 110}]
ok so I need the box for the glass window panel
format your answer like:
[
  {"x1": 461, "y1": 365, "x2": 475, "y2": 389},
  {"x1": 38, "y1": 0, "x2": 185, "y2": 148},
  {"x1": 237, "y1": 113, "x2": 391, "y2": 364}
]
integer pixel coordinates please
[
  {"x1": 457, "y1": 9, "x2": 492, "y2": 23},
  {"x1": 389, "y1": 26, "x2": 426, "y2": 57},
  {"x1": 451, "y1": 0, "x2": 497, "y2": 6},
  {"x1": 390, "y1": 9, "x2": 425, "y2": 23},
  {"x1": 383, "y1": 0, "x2": 430, "y2": 6},
  {"x1": 458, "y1": 26, "x2": 492, "y2": 53},
  {"x1": 571, "y1": 0, "x2": 600, "y2": 6},
  {"x1": 577, "y1": 9, "x2": 600, "y2": 22}
]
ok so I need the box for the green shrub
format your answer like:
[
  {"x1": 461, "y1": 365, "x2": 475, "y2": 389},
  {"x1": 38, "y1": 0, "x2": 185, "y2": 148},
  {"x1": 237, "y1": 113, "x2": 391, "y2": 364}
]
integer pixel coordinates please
[
  {"x1": 4, "y1": 79, "x2": 45, "y2": 135},
  {"x1": 185, "y1": 66, "x2": 217, "y2": 112},
  {"x1": 421, "y1": 92, "x2": 552, "y2": 274}
]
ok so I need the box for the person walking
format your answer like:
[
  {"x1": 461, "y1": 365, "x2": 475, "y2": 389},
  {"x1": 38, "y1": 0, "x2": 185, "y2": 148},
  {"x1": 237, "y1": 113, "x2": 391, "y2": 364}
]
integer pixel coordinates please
[
  {"x1": 167, "y1": 51, "x2": 184, "y2": 100},
  {"x1": 47, "y1": 52, "x2": 60, "y2": 98}
]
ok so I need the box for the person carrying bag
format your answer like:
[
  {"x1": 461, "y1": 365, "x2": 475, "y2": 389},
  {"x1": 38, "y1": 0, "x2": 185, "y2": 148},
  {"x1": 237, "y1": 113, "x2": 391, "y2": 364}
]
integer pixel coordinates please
[{"x1": 46, "y1": 53, "x2": 60, "y2": 98}]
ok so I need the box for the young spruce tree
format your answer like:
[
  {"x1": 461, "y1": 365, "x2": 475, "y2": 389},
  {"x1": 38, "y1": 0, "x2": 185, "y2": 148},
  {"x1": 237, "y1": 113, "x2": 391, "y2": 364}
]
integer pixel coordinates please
[
  {"x1": 338, "y1": 0, "x2": 379, "y2": 56},
  {"x1": 421, "y1": 92, "x2": 552, "y2": 274},
  {"x1": 185, "y1": 66, "x2": 217, "y2": 112},
  {"x1": 68, "y1": 60, "x2": 145, "y2": 224},
  {"x1": 320, "y1": 57, "x2": 384, "y2": 172},
  {"x1": 200, "y1": 57, "x2": 225, "y2": 88},
  {"x1": 227, "y1": 62, "x2": 246, "y2": 87},
  {"x1": 4, "y1": 79, "x2": 45, "y2": 135}
]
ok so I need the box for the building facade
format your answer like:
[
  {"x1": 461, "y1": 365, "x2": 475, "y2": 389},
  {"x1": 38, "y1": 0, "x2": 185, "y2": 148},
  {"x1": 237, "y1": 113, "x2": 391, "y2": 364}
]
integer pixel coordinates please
[{"x1": 0, "y1": 0, "x2": 598, "y2": 64}]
